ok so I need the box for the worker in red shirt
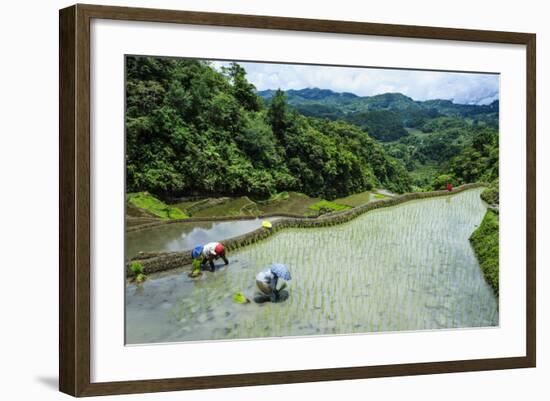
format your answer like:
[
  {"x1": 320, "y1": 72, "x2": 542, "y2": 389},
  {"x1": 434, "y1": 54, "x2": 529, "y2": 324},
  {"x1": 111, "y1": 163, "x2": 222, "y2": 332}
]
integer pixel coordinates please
[{"x1": 446, "y1": 182, "x2": 453, "y2": 192}]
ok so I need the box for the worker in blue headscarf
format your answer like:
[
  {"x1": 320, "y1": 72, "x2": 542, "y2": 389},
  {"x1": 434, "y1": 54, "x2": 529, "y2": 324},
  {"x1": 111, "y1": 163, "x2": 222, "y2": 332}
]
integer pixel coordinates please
[
  {"x1": 191, "y1": 242, "x2": 228, "y2": 272},
  {"x1": 255, "y1": 263, "x2": 291, "y2": 302}
]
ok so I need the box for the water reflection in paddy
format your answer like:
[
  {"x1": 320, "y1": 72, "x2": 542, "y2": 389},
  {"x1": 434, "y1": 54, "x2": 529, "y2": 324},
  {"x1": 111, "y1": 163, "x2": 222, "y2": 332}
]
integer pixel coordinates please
[
  {"x1": 126, "y1": 217, "x2": 282, "y2": 259},
  {"x1": 125, "y1": 188, "x2": 498, "y2": 344}
]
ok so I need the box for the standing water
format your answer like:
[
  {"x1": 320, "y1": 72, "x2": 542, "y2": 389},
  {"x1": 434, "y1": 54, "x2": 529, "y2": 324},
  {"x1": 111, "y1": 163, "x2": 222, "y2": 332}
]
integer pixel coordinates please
[
  {"x1": 126, "y1": 217, "x2": 282, "y2": 259},
  {"x1": 125, "y1": 188, "x2": 498, "y2": 344}
]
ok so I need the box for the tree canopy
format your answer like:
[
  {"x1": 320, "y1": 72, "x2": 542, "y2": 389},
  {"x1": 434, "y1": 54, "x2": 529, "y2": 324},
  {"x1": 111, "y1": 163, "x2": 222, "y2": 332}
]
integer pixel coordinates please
[{"x1": 126, "y1": 57, "x2": 412, "y2": 200}]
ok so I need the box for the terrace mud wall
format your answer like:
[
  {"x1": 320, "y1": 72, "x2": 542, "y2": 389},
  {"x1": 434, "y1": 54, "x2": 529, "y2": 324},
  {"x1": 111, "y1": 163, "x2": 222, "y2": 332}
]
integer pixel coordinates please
[{"x1": 126, "y1": 211, "x2": 316, "y2": 233}]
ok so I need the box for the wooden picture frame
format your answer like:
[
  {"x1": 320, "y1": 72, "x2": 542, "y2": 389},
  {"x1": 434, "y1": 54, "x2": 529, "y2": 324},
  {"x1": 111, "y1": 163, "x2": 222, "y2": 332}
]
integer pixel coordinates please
[{"x1": 59, "y1": 3, "x2": 536, "y2": 397}]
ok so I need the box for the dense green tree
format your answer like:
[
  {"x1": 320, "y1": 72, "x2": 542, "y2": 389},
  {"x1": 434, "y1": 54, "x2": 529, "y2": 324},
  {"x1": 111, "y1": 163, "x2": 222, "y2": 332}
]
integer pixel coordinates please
[
  {"x1": 126, "y1": 57, "x2": 411, "y2": 200},
  {"x1": 445, "y1": 128, "x2": 498, "y2": 184},
  {"x1": 346, "y1": 109, "x2": 408, "y2": 141},
  {"x1": 379, "y1": 114, "x2": 498, "y2": 189},
  {"x1": 222, "y1": 62, "x2": 261, "y2": 112},
  {"x1": 267, "y1": 89, "x2": 290, "y2": 144},
  {"x1": 258, "y1": 88, "x2": 498, "y2": 132},
  {"x1": 126, "y1": 57, "x2": 498, "y2": 199},
  {"x1": 432, "y1": 174, "x2": 457, "y2": 190}
]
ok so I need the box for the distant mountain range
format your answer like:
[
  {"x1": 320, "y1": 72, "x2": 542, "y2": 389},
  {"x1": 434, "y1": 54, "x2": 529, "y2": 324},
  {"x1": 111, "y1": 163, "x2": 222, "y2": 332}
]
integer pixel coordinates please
[
  {"x1": 257, "y1": 88, "x2": 499, "y2": 142},
  {"x1": 257, "y1": 88, "x2": 498, "y2": 113}
]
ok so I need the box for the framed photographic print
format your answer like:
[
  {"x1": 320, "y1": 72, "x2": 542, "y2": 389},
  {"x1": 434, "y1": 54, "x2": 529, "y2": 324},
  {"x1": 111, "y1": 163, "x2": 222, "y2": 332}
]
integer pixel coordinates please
[{"x1": 59, "y1": 4, "x2": 536, "y2": 397}]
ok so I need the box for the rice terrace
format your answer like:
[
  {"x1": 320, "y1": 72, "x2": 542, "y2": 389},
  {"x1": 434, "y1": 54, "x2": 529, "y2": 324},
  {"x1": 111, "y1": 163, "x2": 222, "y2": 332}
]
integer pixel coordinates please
[{"x1": 125, "y1": 56, "x2": 500, "y2": 344}]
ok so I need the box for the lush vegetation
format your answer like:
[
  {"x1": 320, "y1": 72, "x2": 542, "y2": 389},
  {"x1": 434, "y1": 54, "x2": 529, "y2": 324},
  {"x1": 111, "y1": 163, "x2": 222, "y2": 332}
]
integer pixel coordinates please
[
  {"x1": 480, "y1": 179, "x2": 499, "y2": 206},
  {"x1": 255, "y1": 192, "x2": 319, "y2": 216},
  {"x1": 127, "y1": 57, "x2": 499, "y2": 221},
  {"x1": 170, "y1": 191, "x2": 323, "y2": 218},
  {"x1": 469, "y1": 210, "x2": 499, "y2": 295},
  {"x1": 441, "y1": 127, "x2": 498, "y2": 185},
  {"x1": 258, "y1": 89, "x2": 498, "y2": 137},
  {"x1": 127, "y1": 192, "x2": 188, "y2": 219},
  {"x1": 264, "y1": 191, "x2": 290, "y2": 203},
  {"x1": 126, "y1": 57, "x2": 412, "y2": 201},
  {"x1": 384, "y1": 118, "x2": 499, "y2": 189},
  {"x1": 346, "y1": 110, "x2": 408, "y2": 141},
  {"x1": 129, "y1": 261, "x2": 147, "y2": 283},
  {"x1": 308, "y1": 199, "x2": 351, "y2": 214},
  {"x1": 333, "y1": 191, "x2": 372, "y2": 207},
  {"x1": 232, "y1": 292, "x2": 250, "y2": 304},
  {"x1": 259, "y1": 88, "x2": 499, "y2": 191},
  {"x1": 189, "y1": 259, "x2": 203, "y2": 278},
  {"x1": 190, "y1": 196, "x2": 258, "y2": 217}
]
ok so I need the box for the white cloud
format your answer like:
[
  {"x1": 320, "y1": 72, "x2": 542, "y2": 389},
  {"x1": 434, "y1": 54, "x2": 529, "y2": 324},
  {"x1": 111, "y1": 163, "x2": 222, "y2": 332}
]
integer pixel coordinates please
[{"x1": 210, "y1": 60, "x2": 499, "y2": 105}]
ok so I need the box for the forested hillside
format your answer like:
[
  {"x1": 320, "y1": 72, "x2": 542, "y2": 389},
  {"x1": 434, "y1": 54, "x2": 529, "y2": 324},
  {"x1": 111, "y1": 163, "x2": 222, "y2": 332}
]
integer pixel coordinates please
[
  {"x1": 259, "y1": 87, "x2": 499, "y2": 190},
  {"x1": 126, "y1": 57, "x2": 411, "y2": 200},
  {"x1": 258, "y1": 88, "x2": 499, "y2": 136}
]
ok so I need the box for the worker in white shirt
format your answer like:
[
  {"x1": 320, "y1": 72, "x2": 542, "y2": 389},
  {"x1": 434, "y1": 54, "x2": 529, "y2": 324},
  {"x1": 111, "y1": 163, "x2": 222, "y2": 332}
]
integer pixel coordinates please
[
  {"x1": 191, "y1": 242, "x2": 228, "y2": 272},
  {"x1": 255, "y1": 263, "x2": 291, "y2": 302}
]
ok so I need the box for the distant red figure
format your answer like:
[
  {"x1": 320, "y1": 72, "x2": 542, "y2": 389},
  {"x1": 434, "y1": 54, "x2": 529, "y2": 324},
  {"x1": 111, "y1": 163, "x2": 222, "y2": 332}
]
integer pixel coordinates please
[{"x1": 446, "y1": 182, "x2": 453, "y2": 192}]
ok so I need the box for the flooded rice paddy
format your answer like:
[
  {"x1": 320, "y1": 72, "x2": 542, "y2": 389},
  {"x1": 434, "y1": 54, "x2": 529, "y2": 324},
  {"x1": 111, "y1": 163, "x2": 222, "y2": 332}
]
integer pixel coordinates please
[
  {"x1": 126, "y1": 217, "x2": 281, "y2": 259},
  {"x1": 125, "y1": 188, "x2": 498, "y2": 344}
]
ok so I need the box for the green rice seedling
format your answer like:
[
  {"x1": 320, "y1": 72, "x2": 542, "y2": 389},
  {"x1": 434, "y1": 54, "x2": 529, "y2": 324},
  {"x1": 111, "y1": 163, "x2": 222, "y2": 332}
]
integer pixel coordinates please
[
  {"x1": 308, "y1": 200, "x2": 351, "y2": 214},
  {"x1": 188, "y1": 258, "x2": 202, "y2": 278},
  {"x1": 232, "y1": 292, "x2": 250, "y2": 304},
  {"x1": 130, "y1": 261, "x2": 147, "y2": 283}
]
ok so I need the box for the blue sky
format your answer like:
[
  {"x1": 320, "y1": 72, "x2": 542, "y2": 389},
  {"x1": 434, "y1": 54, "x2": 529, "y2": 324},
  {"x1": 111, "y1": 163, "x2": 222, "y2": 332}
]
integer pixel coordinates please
[{"x1": 211, "y1": 60, "x2": 499, "y2": 105}]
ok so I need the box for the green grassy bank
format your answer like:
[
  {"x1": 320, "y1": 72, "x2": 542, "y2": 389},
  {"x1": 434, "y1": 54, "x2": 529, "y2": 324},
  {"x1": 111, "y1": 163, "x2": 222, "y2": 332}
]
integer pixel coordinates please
[
  {"x1": 469, "y1": 209, "x2": 499, "y2": 296},
  {"x1": 127, "y1": 192, "x2": 188, "y2": 219},
  {"x1": 480, "y1": 179, "x2": 499, "y2": 205}
]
